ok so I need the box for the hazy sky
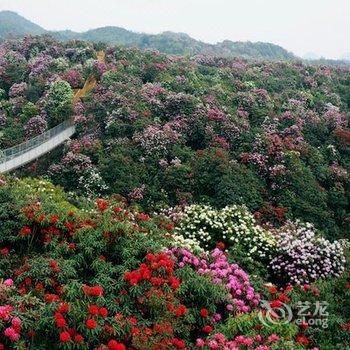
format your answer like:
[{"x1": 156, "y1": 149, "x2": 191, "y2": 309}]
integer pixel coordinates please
[{"x1": 0, "y1": 0, "x2": 349, "y2": 59}]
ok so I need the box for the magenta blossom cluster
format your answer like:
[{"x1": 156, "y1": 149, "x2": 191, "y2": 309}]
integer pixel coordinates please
[
  {"x1": 0, "y1": 305, "x2": 21, "y2": 342},
  {"x1": 196, "y1": 332, "x2": 281, "y2": 350},
  {"x1": 29, "y1": 53, "x2": 53, "y2": 78},
  {"x1": 169, "y1": 248, "x2": 260, "y2": 313},
  {"x1": 64, "y1": 69, "x2": 83, "y2": 88}
]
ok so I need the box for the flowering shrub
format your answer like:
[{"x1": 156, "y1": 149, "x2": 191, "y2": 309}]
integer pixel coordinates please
[
  {"x1": 86, "y1": 58, "x2": 108, "y2": 78},
  {"x1": 24, "y1": 115, "x2": 48, "y2": 139},
  {"x1": 287, "y1": 264, "x2": 350, "y2": 349},
  {"x1": 133, "y1": 123, "x2": 182, "y2": 157},
  {"x1": 0, "y1": 37, "x2": 350, "y2": 240},
  {"x1": 175, "y1": 204, "x2": 276, "y2": 262},
  {"x1": 195, "y1": 331, "x2": 301, "y2": 350},
  {"x1": 209, "y1": 312, "x2": 306, "y2": 350},
  {"x1": 170, "y1": 247, "x2": 261, "y2": 313},
  {"x1": 169, "y1": 233, "x2": 203, "y2": 254},
  {"x1": 0, "y1": 35, "x2": 350, "y2": 349},
  {"x1": 49, "y1": 151, "x2": 107, "y2": 197},
  {"x1": 0, "y1": 301, "x2": 21, "y2": 342},
  {"x1": 270, "y1": 222, "x2": 346, "y2": 285},
  {"x1": 64, "y1": 69, "x2": 83, "y2": 88},
  {"x1": 8, "y1": 82, "x2": 27, "y2": 97},
  {"x1": 0, "y1": 50, "x2": 27, "y2": 89},
  {"x1": 0, "y1": 178, "x2": 253, "y2": 349},
  {"x1": 0, "y1": 177, "x2": 349, "y2": 349},
  {"x1": 45, "y1": 80, "x2": 73, "y2": 126}
]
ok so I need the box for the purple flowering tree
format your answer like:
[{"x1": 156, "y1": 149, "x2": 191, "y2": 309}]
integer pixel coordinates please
[{"x1": 24, "y1": 115, "x2": 48, "y2": 139}]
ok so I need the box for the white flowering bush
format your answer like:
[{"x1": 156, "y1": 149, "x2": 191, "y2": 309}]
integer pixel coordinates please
[
  {"x1": 78, "y1": 168, "x2": 108, "y2": 198},
  {"x1": 133, "y1": 123, "x2": 181, "y2": 157},
  {"x1": 169, "y1": 233, "x2": 204, "y2": 254},
  {"x1": 270, "y1": 221, "x2": 346, "y2": 285},
  {"x1": 175, "y1": 204, "x2": 276, "y2": 262}
]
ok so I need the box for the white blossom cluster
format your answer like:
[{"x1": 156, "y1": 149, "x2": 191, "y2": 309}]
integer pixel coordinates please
[
  {"x1": 169, "y1": 233, "x2": 204, "y2": 254},
  {"x1": 133, "y1": 123, "x2": 180, "y2": 156},
  {"x1": 270, "y1": 221, "x2": 346, "y2": 285},
  {"x1": 175, "y1": 204, "x2": 276, "y2": 261},
  {"x1": 78, "y1": 168, "x2": 108, "y2": 198},
  {"x1": 338, "y1": 238, "x2": 350, "y2": 251}
]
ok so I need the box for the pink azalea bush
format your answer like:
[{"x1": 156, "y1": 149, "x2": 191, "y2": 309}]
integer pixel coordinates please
[{"x1": 169, "y1": 247, "x2": 261, "y2": 313}]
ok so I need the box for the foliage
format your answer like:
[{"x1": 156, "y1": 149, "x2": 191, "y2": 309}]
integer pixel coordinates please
[
  {"x1": 45, "y1": 80, "x2": 73, "y2": 127},
  {"x1": 0, "y1": 37, "x2": 349, "y2": 240},
  {"x1": 0, "y1": 178, "x2": 305, "y2": 349}
]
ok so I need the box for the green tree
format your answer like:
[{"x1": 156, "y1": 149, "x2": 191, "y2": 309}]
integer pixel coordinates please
[{"x1": 45, "y1": 80, "x2": 73, "y2": 127}]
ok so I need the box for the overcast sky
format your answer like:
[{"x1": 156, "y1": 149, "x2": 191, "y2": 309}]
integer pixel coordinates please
[{"x1": 0, "y1": 0, "x2": 349, "y2": 59}]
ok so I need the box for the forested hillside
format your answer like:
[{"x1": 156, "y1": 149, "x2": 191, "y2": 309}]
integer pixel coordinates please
[
  {"x1": 1, "y1": 36, "x2": 349, "y2": 238},
  {"x1": 0, "y1": 36, "x2": 349, "y2": 349}
]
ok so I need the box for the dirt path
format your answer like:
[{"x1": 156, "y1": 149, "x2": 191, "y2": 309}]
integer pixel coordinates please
[{"x1": 73, "y1": 50, "x2": 105, "y2": 103}]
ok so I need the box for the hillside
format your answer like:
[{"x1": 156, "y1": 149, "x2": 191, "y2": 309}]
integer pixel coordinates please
[
  {"x1": 0, "y1": 11, "x2": 295, "y2": 60},
  {"x1": 0, "y1": 11, "x2": 46, "y2": 40},
  {"x1": 0, "y1": 36, "x2": 349, "y2": 239},
  {"x1": 0, "y1": 33, "x2": 350, "y2": 350}
]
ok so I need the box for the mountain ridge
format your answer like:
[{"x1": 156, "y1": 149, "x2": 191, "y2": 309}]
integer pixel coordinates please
[
  {"x1": 0, "y1": 10, "x2": 46, "y2": 39},
  {"x1": 0, "y1": 10, "x2": 295, "y2": 60}
]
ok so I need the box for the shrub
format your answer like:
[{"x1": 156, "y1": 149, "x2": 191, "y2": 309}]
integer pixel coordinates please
[
  {"x1": 170, "y1": 247, "x2": 261, "y2": 313},
  {"x1": 175, "y1": 204, "x2": 276, "y2": 263},
  {"x1": 270, "y1": 221, "x2": 346, "y2": 285},
  {"x1": 24, "y1": 115, "x2": 47, "y2": 139},
  {"x1": 45, "y1": 80, "x2": 73, "y2": 127},
  {"x1": 287, "y1": 258, "x2": 350, "y2": 349}
]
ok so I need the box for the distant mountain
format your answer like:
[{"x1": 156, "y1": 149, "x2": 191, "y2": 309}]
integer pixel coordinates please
[
  {"x1": 341, "y1": 53, "x2": 350, "y2": 61},
  {"x1": 0, "y1": 11, "x2": 46, "y2": 40},
  {"x1": 303, "y1": 52, "x2": 321, "y2": 60},
  {"x1": 0, "y1": 10, "x2": 295, "y2": 60}
]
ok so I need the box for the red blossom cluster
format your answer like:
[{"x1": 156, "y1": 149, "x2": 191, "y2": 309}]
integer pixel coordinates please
[
  {"x1": 121, "y1": 253, "x2": 190, "y2": 349},
  {"x1": 137, "y1": 212, "x2": 150, "y2": 221},
  {"x1": 96, "y1": 199, "x2": 109, "y2": 212},
  {"x1": 124, "y1": 252, "x2": 180, "y2": 289},
  {"x1": 53, "y1": 300, "x2": 126, "y2": 347},
  {"x1": 82, "y1": 285, "x2": 104, "y2": 297}
]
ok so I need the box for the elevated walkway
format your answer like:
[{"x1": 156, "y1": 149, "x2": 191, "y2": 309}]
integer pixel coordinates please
[
  {"x1": 0, "y1": 120, "x2": 75, "y2": 173},
  {"x1": 0, "y1": 51, "x2": 105, "y2": 173}
]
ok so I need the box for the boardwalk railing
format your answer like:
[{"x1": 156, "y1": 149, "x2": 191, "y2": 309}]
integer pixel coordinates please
[
  {"x1": 0, "y1": 50, "x2": 104, "y2": 173},
  {"x1": 0, "y1": 119, "x2": 75, "y2": 173}
]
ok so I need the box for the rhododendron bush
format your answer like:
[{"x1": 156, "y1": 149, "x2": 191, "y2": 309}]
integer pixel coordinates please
[
  {"x1": 270, "y1": 222, "x2": 346, "y2": 285},
  {"x1": 174, "y1": 204, "x2": 276, "y2": 264}
]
